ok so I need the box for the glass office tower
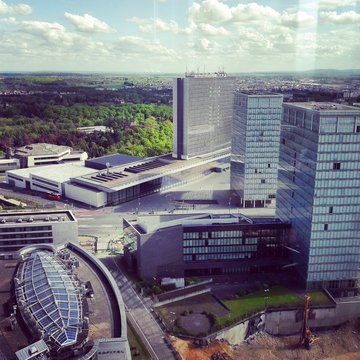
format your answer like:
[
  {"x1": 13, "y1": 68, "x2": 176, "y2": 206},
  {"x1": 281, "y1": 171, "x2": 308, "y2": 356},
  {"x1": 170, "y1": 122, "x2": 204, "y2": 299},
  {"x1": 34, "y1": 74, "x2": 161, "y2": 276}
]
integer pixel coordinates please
[
  {"x1": 231, "y1": 91, "x2": 283, "y2": 207},
  {"x1": 172, "y1": 72, "x2": 235, "y2": 160},
  {"x1": 276, "y1": 102, "x2": 360, "y2": 296}
]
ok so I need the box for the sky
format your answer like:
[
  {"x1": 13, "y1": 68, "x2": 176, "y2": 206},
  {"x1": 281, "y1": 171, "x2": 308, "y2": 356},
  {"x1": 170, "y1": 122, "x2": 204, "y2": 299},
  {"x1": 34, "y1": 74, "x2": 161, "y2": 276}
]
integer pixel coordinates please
[{"x1": 0, "y1": 0, "x2": 359, "y2": 73}]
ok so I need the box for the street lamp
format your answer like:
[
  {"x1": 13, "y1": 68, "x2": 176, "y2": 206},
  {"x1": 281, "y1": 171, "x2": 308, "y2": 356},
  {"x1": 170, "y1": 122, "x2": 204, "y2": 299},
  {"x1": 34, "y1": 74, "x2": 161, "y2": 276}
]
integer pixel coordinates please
[{"x1": 264, "y1": 288, "x2": 270, "y2": 309}]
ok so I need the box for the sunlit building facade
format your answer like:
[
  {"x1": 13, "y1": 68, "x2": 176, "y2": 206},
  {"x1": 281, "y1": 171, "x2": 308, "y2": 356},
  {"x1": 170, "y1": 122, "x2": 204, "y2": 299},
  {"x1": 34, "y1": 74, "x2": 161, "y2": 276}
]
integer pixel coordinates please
[
  {"x1": 172, "y1": 72, "x2": 235, "y2": 159},
  {"x1": 276, "y1": 102, "x2": 360, "y2": 296},
  {"x1": 231, "y1": 91, "x2": 283, "y2": 207}
]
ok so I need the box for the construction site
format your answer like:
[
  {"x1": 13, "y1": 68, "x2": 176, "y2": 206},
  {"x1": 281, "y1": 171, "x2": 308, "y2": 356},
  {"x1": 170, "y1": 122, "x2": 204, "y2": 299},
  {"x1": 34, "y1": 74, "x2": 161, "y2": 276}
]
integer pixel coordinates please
[{"x1": 171, "y1": 320, "x2": 360, "y2": 360}]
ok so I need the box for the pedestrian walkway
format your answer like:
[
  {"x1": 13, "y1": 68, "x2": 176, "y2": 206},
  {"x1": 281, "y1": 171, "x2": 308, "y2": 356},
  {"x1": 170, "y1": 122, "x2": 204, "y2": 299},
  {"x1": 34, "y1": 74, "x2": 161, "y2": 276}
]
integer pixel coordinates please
[{"x1": 102, "y1": 257, "x2": 177, "y2": 360}]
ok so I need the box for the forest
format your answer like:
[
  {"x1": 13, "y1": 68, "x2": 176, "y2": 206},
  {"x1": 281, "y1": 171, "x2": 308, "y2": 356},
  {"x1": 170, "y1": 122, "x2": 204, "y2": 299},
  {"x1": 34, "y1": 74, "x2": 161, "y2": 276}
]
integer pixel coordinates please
[{"x1": 0, "y1": 75, "x2": 173, "y2": 158}]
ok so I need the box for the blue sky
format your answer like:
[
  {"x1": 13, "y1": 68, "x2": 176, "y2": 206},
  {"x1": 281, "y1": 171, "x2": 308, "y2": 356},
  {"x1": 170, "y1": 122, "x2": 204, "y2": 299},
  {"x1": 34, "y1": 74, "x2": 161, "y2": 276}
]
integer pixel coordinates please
[{"x1": 0, "y1": 0, "x2": 359, "y2": 73}]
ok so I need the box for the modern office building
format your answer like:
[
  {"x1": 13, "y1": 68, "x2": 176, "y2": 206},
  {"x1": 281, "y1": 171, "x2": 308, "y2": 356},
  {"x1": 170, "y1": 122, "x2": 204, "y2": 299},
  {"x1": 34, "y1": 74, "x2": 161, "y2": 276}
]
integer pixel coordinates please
[
  {"x1": 123, "y1": 213, "x2": 291, "y2": 281},
  {"x1": 14, "y1": 143, "x2": 88, "y2": 168},
  {"x1": 0, "y1": 210, "x2": 78, "y2": 258},
  {"x1": 231, "y1": 91, "x2": 283, "y2": 208},
  {"x1": 172, "y1": 72, "x2": 235, "y2": 159},
  {"x1": 276, "y1": 102, "x2": 360, "y2": 297}
]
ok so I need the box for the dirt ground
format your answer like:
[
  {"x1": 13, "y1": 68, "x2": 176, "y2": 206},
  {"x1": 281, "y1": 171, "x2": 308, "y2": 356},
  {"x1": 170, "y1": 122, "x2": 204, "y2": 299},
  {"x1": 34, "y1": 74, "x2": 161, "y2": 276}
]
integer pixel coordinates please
[{"x1": 171, "y1": 321, "x2": 360, "y2": 360}]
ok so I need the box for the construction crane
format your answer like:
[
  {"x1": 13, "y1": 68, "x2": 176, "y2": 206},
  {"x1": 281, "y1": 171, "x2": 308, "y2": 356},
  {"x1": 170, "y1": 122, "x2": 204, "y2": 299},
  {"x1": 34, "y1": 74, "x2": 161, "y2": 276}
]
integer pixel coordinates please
[{"x1": 299, "y1": 294, "x2": 319, "y2": 350}]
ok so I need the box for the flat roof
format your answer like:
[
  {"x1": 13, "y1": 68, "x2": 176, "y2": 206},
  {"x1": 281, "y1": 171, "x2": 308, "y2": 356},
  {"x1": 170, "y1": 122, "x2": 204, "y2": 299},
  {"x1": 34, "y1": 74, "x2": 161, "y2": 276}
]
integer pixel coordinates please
[
  {"x1": 7, "y1": 162, "x2": 95, "y2": 183},
  {"x1": 129, "y1": 213, "x2": 289, "y2": 234},
  {"x1": 15, "y1": 143, "x2": 71, "y2": 157},
  {"x1": 85, "y1": 153, "x2": 144, "y2": 168},
  {"x1": 72, "y1": 150, "x2": 229, "y2": 192},
  {"x1": 0, "y1": 210, "x2": 76, "y2": 224},
  {"x1": 237, "y1": 91, "x2": 283, "y2": 96},
  {"x1": 284, "y1": 102, "x2": 360, "y2": 112}
]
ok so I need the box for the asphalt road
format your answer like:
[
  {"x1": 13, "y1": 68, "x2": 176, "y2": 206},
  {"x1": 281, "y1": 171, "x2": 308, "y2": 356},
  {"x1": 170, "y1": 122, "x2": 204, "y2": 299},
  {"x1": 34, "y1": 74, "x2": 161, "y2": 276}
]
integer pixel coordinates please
[{"x1": 102, "y1": 256, "x2": 177, "y2": 360}]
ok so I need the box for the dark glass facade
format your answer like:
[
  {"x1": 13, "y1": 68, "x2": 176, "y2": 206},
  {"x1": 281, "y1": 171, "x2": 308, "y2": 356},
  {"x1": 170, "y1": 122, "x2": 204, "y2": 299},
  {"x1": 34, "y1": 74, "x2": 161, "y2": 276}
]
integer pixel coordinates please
[{"x1": 276, "y1": 103, "x2": 360, "y2": 296}]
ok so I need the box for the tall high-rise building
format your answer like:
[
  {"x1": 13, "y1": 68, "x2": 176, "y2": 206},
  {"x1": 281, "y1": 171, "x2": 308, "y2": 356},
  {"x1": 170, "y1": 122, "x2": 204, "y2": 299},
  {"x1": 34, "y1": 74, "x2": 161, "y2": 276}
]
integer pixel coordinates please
[
  {"x1": 276, "y1": 102, "x2": 360, "y2": 296},
  {"x1": 172, "y1": 72, "x2": 235, "y2": 160},
  {"x1": 231, "y1": 91, "x2": 283, "y2": 207}
]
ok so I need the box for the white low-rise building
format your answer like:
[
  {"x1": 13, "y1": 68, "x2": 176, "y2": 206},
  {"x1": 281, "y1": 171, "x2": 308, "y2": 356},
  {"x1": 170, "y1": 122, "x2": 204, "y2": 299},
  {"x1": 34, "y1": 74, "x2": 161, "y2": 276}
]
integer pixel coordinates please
[{"x1": 14, "y1": 143, "x2": 88, "y2": 168}]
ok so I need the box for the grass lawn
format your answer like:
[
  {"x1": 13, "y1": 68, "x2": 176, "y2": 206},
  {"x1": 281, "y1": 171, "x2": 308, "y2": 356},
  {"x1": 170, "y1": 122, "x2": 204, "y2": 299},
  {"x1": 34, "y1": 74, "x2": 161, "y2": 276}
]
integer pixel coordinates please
[
  {"x1": 307, "y1": 290, "x2": 332, "y2": 306},
  {"x1": 216, "y1": 286, "x2": 332, "y2": 328}
]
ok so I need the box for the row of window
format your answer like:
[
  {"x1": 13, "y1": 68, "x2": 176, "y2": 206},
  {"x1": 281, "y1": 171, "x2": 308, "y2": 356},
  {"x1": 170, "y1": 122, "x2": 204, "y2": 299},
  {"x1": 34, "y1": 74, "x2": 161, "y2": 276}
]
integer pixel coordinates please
[
  {"x1": 309, "y1": 254, "x2": 359, "y2": 263},
  {"x1": 0, "y1": 226, "x2": 52, "y2": 233},
  {"x1": 0, "y1": 238, "x2": 53, "y2": 245},
  {"x1": 184, "y1": 252, "x2": 254, "y2": 261},
  {"x1": 314, "y1": 222, "x2": 358, "y2": 231},
  {"x1": 308, "y1": 271, "x2": 357, "y2": 282},
  {"x1": 0, "y1": 239, "x2": 52, "y2": 249},
  {"x1": 308, "y1": 262, "x2": 358, "y2": 272},
  {"x1": 309, "y1": 247, "x2": 360, "y2": 256},
  {"x1": 310, "y1": 237, "x2": 359, "y2": 246},
  {"x1": 318, "y1": 134, "x2": 359, "y2": 143},
  {"x1": 183, "y1": 245, "x2": 258, "y2": 254},
  {"x1": 0, "y1": 232, "x2": 52, "y2": 240},
  {"x1": 183, "y1": 230, "x2": 244, "y2": 239}
]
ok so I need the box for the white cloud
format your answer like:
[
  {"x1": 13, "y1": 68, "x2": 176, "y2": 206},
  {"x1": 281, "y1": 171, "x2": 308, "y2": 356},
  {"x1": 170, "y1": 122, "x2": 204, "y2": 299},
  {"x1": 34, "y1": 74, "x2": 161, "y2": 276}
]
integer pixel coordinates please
[
  {"x1": 128, "y1": 16, "x2": 193, "y2": 34},
  {"x1": 0, "y1": 0, "x2": 31, "y2": 15},
  {"x1": 189, "y1": 0, "x2": 316, "y2": 28},
  {"x1": 231, "y1": 3, "x2": 280, "y2": 23},
  {"x1": 281, "y1": 11, "x2": 316, "y2": 27},
  {"x1": 320, "y1": 10, "x2": 360, "y2": 24},
  {"x1": 318, "y1": 0, "x2": 358, "y2": 9},
  {"x1": 196, "y1": 23, "x2": 229, "y2": 35},
  {"x1": 64, "y1": 12, "x2": 115, "y2": 33},
  {"x1": 188, "y1": 0, "x2": 232, "y2": 23}
]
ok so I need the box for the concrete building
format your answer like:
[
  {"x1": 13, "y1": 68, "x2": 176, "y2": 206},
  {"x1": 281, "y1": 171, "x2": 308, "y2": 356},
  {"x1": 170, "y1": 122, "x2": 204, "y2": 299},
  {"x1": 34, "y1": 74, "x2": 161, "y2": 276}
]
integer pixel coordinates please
[
  {"x1": 231, "y1": 91, "x2": 283, "y2": 208},
  {"x1": 0, "y1": 158, "x2": 19, "y2": 173},
  {"x1": 6, "y1": 152, "x2": 228, "y2": 208},
  {"x1": 173, "y1": 72, "x2": 235, "y2": 160},
  {"x1": 276, "y1": 102, "x2": 360, "y2": 297},
  {"x1": 123, "y1": 213, "x2": 290, "y2": 281},
  {"x1": 14, "y1": 143, "x2": 88, "y2": 168},
  {"x1": 4, "y1": 242, "x2": 130, "y2": 359},
  {"x1": 6, "y1": 162, "x2": 95, "y2": 195},
  {"x1": 0, "y1": 210, "x2": 78, "y2": 258}
]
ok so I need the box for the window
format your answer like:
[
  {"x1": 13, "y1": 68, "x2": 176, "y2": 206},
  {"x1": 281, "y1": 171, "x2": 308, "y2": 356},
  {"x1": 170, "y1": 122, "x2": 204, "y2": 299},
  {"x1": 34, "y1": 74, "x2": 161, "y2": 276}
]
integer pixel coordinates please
[
  {"x1": 329, "y1": 206, "x2": 333, "y2": 214},
  {"x1": 261, "y1": 179, "x2": 265, "y2": 184},
  {"x1": 356, "y1": 125, "x2": 360, "y2": 133},
  {"x1": 282, "y1": 138, "x2": 285, "y2": 144},
  {"x1": 333, "y1": 162, "x2": 341, "y2": 170},
  {"x1": 324, "y1": 224, "x2": 328, "y2": 231},
  {"x1": 268, "y1": 163, "x2": 271, "y2": 168}
]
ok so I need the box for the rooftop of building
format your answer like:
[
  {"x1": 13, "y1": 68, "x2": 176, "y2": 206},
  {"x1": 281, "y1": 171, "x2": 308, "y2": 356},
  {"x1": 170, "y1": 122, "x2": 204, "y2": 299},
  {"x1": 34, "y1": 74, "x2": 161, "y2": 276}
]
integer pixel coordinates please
[
  {"x1": 15, "y1": 143, "x2": 71, "y2": 157},
  {"x1": 85, "y1": 153, "x2": 144, "y2": 169},
  {"x1": 184, "y1": 71, "x2": 234, "y2": 78},
  {"x1": 0, "y1": 210, "x2": 76, "y2": 224},
  {"x1": 237, "y1": 90, "x2": 283, "y2": 96},
  {"x1": 284, "y1": 102, "x2": 360, "y2": 112},
  {"x1": 126, "y1": 213, "x2": 289, "y2": 234},
  {"x1": 73, "y1": 150, "x2": 230, "y2": 191},
  {"x1": 7, "y1": 162, "x2": 94, "y2": 182},
  {"x1": 0, "y1": 243, "x2": 128, "y2": 359}
]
